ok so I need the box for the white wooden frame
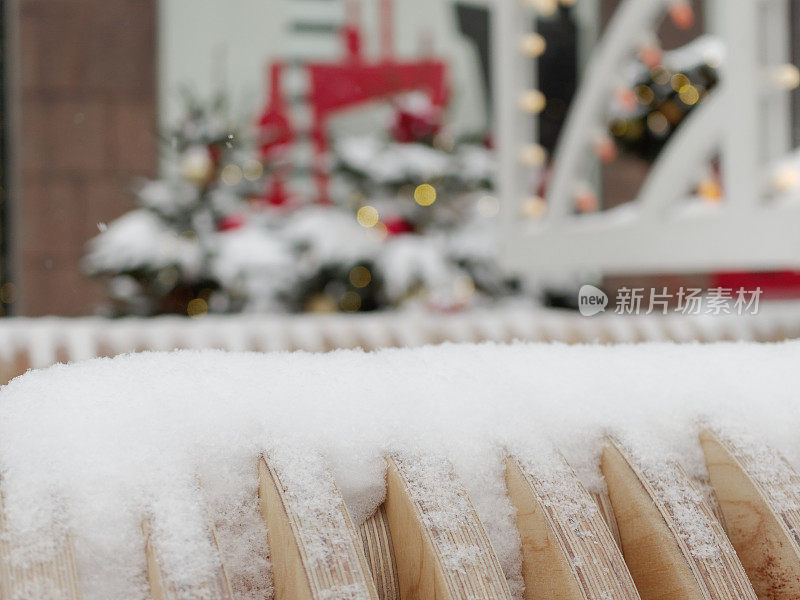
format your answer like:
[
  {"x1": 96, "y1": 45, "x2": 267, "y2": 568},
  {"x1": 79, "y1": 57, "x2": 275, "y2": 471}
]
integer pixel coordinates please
[{"x1": 495, "y1": 0, "x2": 800, "y2": 275}]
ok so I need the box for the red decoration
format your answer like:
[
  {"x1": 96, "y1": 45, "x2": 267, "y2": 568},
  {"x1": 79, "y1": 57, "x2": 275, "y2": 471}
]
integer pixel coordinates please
[
  {"x1": 391, "y1": 102, "x2": 442, "y2": 143},
  {"x1": 218, "y1": 214, "x2": 247, "y2": 231},
  {"x1": 255, "y1": 0, "x2": 448, "y2": 204},
  {"x1": 383, "y1": 216, "x2": 415, "y2": 236},
  {"x1": 711, "y1": 271, "x2": 800, "y2": 300},
  {"x1": 669, "y1": 1, "x2": 695, "y2": 31}
]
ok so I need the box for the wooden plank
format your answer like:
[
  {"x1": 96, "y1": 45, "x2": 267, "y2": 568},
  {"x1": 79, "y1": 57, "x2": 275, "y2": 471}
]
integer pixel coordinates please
[
  {"x1": 699, "y1": 429, "x2": 800, "y2": 599},
  {"x1": 505, "y1": 454, "x2": 640, "y2": 600},
  {"x1": 383, "y1": 455, "x2": 513, "y2": 600},
  {"x1": 601, "y1": 438, "x2": 757, "y2": 600},
  {"x1": 358, "y1": 505, "x2": 399, "y2": 600},
  {"x1": 591, "y1": 491, "x2": 623, "y2": 548},
  {"x1": 142, "y1": 518, "x2": 234, "y2": 600},
  {"x1": 0, "y1": 497, "x2": 81, "y2": 600},
  {"x1": 258, "y1": 455, "x2": 379, "y2": 600}
]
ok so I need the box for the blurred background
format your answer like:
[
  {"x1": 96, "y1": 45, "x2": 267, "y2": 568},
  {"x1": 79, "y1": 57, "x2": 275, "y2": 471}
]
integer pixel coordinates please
[{"x1": 2, "y1": 0, "x2": 800, "y2": 376}]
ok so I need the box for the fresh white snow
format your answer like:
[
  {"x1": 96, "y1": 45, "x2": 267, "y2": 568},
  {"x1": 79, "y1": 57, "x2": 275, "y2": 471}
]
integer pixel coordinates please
[{"x1": 1, "y1": 342, "x2": 799, "y2": 599}]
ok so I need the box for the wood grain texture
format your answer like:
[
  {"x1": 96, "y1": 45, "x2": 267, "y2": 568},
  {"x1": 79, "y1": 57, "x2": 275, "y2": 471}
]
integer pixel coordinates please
[
  {"x1": 142, "y1": 518, "x2": 233, "y2": 600},
  {"x1": 258, "y1": 455, "x2": 379, "y2": 600},
  {"x1": 601, "y1": 438, "x2": 757, "y2": 600},
  {"x1": 0, "y1": 497, "x2": 81, "y2": 600},
  {"x1": 699, "y1": 429, "x2": 800, "y2": 599},
  {"x1": 359, "y1": 505, "x2": 400, "y2": 600},
  {"x1": 505, "y1": 455, "x2": 640, "y2": 600},
  {"x1": 383, "y1": 456, "x2": 513, "y2": 600},
  {"x1": 591, "y1": 491, "x2": 622, "y2": 548}
]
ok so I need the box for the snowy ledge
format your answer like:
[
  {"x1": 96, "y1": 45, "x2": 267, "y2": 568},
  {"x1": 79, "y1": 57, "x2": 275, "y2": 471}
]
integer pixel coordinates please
[{"x1": 1, "y1": 343, "x2": 800, "y2": 599}]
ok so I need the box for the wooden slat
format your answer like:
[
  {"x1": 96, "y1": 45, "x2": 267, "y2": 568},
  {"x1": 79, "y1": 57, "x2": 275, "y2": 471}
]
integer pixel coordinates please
[
  {"x1": 699, "y1": 429, "x2": 800, "y2": 599},
  {"x1": 0, "y1": 497, "x2": 81, "y2": 600},
  {"x1": 383, "y1": 455, "x2": 513, "y2": 600},
  {"x1": 258, "y1": 455, "x2": 379, "y2": 600},
  {"x1": 142, "y1": 518, "x2": 234, "y2": 600},
  {"x1": 358, "y1": 504, "x2": 400, "y2": 600},
  {"x1": 601, "y1": 438, "x2": 757, "y2": 600},
  {"x1": 505, "y1": 454, "x2": 640, "y2": 600},
  {"x1": 591, "y1": 491, "x2": 623, "y2": 548}
]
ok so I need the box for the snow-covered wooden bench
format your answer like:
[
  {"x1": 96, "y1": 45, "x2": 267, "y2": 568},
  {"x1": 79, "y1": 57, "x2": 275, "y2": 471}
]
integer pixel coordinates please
[
  {"x1": 1, "y1": 344, "x2": 800, "y2": 599},
  {"x1": 3, "y1": 303, "x2": 800, "y2": 386}
]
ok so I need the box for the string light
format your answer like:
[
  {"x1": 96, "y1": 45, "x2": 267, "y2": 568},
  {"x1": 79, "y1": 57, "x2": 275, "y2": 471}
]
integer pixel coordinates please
[
  {"x1": 518, "y1": 144, "x2": 547, "y2": 167},
  {"x1": 523, "y1": 0, "x2": 557, "y2": 16},
  {"x1": 357, "y1": 205, "x2": 380, "y2": 227},
  {"x1": 519, "y1": 33, "x2": 546, "y2": 58},
  {"x1": 521, "y1": 196, "x2": 547, "y2": 218},
  {"x1": 518, "y1": 90, "x2": 547, "y2": 114},
  {"x1": 668, "y1": 1, "x2": 694, "y2": 30},
  {"x1": 678, "y1": 84, "x2": 700, "y2": 106},
  {"x1": 646, "y1": 111, "x2": 669, "y2": 135},
  {"x1": 414, "y1": 184, "x2": 437, "y2": 206},
  {"x1": 635, "y1": 84, "x2": 655, "y2": 105},
  {"x1": 698, "y1": 179, "x2": 723, "y2": 203},
  {"x1": 593, "y1": 134, "x2": 617, "y2": 164},
  {"x1": 242, "y1": 159, "x2": 264, "y2": 181},
  {"x1": 349, "y1": 266, "x2": 372, "y2": 288},
  {"x1": 187, "y1": 298, "x2": 208, "y2": 318},
  {"x1": 574, "y1": 185, "x2": 599, "y2": 213},
  {"x1": 340, "y1": 291, "x2": 362, "y2": 312},
  {"x1": 638, "y1": 40, "x2": 662, "y2": 69},
  {"x1": 221, "y1": 164, "x2": 243, "y2": 186},
  {"x1": 772, "y1": 167, "x2": 800, "y2": 193},
  {"x1": 766, "y1": 64, "x2": 800, "y2": 90}
]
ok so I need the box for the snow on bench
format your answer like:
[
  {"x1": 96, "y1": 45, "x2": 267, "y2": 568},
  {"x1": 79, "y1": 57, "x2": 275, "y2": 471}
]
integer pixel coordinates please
[
  {"x1": 3, "y1": 302, "x2": 800, "y2": 386},
  {"x1": 1, "y1": 343, "x2": 800, "y2": 599}
]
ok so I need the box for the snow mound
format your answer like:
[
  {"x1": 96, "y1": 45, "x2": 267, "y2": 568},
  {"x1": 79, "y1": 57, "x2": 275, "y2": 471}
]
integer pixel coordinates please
[{"x1": 1, "y1": 342, "x2": 800, "y2": 599}]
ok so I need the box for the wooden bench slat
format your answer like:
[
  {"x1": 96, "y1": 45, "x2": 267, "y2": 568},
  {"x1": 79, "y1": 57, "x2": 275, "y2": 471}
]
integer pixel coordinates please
[
  {"x1": 383, "y1": 455, "x2": 513, "y2": 600},
  {"x1": 699, "y1": 429, "x2": 800, "y2": 599},
  {"x1": 505, "y1": 454, "x2": 640, "y2": 600},
  {"x1": 258, "y1": 455, "x2": 379, "y2": 600},
  {"x1": 142, "y1": 518, "x2": 234, "y2": 600},
  {"x1": 358, "y1": 504, "x2": 399, "y2": 600},
  {"x1": 0, "y1": 497, "x2": 81, "y2": 600},
  {"x1": 601, "y1": 438, "x2": 757, "y2": 600}
]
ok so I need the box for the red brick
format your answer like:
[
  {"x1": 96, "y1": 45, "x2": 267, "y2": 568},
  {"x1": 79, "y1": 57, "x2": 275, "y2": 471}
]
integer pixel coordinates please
[
  {"x1": 85, "y1": 0, "x2": 156, "y2": 97},
  {"x1": 47, "y1": 100, "x2": 110, "y2": 173},
  {"x1": 110, "y1": 101, "x2": 158, "y2": 176},
  {"x1": 19, "y1": 96, "x2": 51, "y2": 174}
]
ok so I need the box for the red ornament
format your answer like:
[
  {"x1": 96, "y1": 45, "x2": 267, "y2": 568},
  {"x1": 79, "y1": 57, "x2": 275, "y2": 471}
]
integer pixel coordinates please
[
  {"x1": 669, "y1": 1, "x2": 695, "y2": 31},
  {"x1": 218, "y1": 214, "x2": 246, "y2": 231},
  {"x1": 383, "y1": 216, "x2": 415, "y2": 236},
  {"x1": 391, "y1": 105, "x2": 441, "y2": 143}
]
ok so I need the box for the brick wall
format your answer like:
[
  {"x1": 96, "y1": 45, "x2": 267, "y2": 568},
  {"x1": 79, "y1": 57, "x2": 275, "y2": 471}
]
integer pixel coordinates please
[{"x1": 12, "y1": 0, "x2": 157, "y2": 315}]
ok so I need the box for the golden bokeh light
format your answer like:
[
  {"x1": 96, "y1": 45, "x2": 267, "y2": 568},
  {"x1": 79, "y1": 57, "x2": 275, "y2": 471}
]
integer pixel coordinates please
[
  {"x1": 518, "y1": 144, "x2": 547, "y2": 167},
  {"x1": 521, "y1": 196, "x2": 547, "y2": 218},
  {"x1": 340, "y1": 291, "x2": 362, "y2": 312},
  {"x1": 357, "y1": 205, "x2": 380, "y2": 227},
  {"x1": 518, "y1": 90, "x2": 547, "y2": 114},
  {"x1": 678, "y1": 84, "x2": 700, "y2": 105},
  {"x1": 187, "y1": 298, "x2": 208, "y2": 318},
  {"x1": 349, "y1": 266, "x2": 372, "y2": 288},
  {"x1": 242, "y1": 159, "x2": 264, "y2": 181},
  {"x1": 221, "y1": 164, "x2": 243, "y2": 186},
  {"x1": 519, "y1": 33, "x2": 546, "y2": 58},
  {"x1": 768, "y1": 64, "x2": 800, "y2": 90},
  {"x1": 646, "y1": 111, "x2": 669, "y2": 135},
  {"x1": 414, "y1": 184, "x2": 437, "y2": 206}
]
